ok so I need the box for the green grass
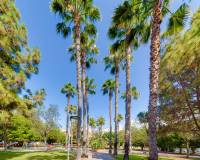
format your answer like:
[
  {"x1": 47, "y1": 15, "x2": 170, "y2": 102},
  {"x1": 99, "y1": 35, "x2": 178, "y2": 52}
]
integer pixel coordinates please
[
  {"x1": 116, "y1": 154, "x2": 172, "y2": 160},
  {"x1": 0, "y1": 151, "x2": 75, "y2": 160}
]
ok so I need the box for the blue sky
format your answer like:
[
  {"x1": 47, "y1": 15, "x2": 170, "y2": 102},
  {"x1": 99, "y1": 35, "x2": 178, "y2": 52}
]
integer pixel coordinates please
[{"x1": 16, "y1": 0, "x2": 200, "y2": 129}]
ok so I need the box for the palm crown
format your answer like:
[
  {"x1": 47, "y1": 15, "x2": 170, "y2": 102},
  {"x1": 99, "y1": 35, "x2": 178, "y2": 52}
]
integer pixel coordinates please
[
  {"x1": 121, "y1": 86, "x2": 139, "y2": 100},
  {"x1": 51, "y1": 0, "x2": 100, "y2": 39},
  {"x1": 85, "y1": 77, "x2": 96, "y2": 95},
  {"x1": 101, "y1": 79, "x2": 115, "y2": 95},
  {"x1": 61, "y1": 83, "x2": 76, "y2": 98}
]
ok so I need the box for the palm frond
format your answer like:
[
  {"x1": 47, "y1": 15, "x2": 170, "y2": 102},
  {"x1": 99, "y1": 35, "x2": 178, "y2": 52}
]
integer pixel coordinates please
[{"x1": 164, "y1": 3, "x2": 189, "y2": 37}]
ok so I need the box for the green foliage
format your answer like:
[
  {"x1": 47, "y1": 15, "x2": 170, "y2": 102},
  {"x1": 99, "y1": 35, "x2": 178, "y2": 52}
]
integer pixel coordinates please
[
  {"x1": 47, "y1": 128, "x2": 66, "y2": 144},
  {"x1": 101, "y1": 79, "x2": 115, "y2": 95},
  {"x1": 89, "y1": 117, "x2": 96, "y2": 128},
  {"x1": 96, "y1": 116, "x2": 105, "y2": 127},
  {"x1": 131, "y1": 125, "x2": 148, "y2": 150},
  {"x1": 159, "y1": 7, "x2": 200, "y2": 135},
  {"x1": 90, "y1": 137, "x2": 107, "y2": 150},
  {"x1": 157, "y1": 133, "x2": 183, "y2": 152},
  {"x1": 86, "y1": 77, "x2": 96, "y2": 95},
  {"x1": 121, "y1": 86, "x2": 139, "y2": 100},
  {"x1": 61, "y1": 83, "x2": 76, "y2": 98},
  {"x1": 8, "y1": 115, "x2": 40, "y2": 142}
]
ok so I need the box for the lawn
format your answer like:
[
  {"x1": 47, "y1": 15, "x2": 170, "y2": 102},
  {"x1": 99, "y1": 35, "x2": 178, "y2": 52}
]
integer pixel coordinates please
[
  {"x1": 116, "y1": 154, "x2": 172, "y2": 160},
  {"x1": 0, "y1": 151, "x2": 75, "y2": 160}
]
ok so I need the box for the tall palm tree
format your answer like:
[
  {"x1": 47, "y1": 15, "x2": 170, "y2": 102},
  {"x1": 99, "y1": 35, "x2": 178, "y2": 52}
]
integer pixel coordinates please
[
  {"x1": 108, "y1": 1, "x2": 150, "y2": 159},
  {"x1": 68, "y1": 38, "x2": 98, "y2": 156},
  {"x1": 85, "y1": 77, "x2": 96, "y2": 151},
  {"x1": 81, "y1": 34, "x2": 99, "y2": 157},
  {"x1": 104, "y1": 43, "x2": 125, "y2": 156},
  {"x1": 102, "y1": 79, "x2": 115, "y2": 154},
  {"x1": 61, "y1": 83, "x2": 76, "y2": 158},
  {"x1": 142, "y1": 1, "x2": 189, "y2": 159},
  {"x1": 51, "y1": 0, "x2": 100, "y2": 158}
]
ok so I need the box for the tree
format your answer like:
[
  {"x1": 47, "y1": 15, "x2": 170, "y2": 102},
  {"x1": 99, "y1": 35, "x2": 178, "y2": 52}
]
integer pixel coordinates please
[
  {"x1": 142, "y1": 1, "x2": 189, "y2": 159},
  {"x1": 85, "y1": 77, "x2": 96, "y2": 152},
  {"x1": 89, "y1": 117, "x2": 96, "y2": 134},
  {"x1": 37, "y1": 105, "x2": 59, "y2": 145},
  {"x1": 121, "y1": 86, "x2": 139, "y2": 153},
  {"x1": 0, "y1": 0, "x2": 43, "y2": 150},
  {"x1": 61, "y1": 83, "x2": 76, "y2": 150},
  {"x1": 8, "y1": 115, "x2": 40, "y2": 144},
  {"x1": 108, "y1": 1, "x2": 150, "y2": 158},
  {"x1": 104, "y1": 43, "x2": 125, "y2": 156},
  {"x1": 68, "y1": 26, "x2": 99, "y2": 157},
  {"x1": 51, "y1": 1, "x2": 100, "y2": 158},
  {"x1": 102, "y1": 79, "x2": 115, "y2": 154},
  {"x1": 131, "y1": 125, "x2": 148, "y2": 151},
  {"x1": 116, "y1": 114, "x2": 123, "y2": 135},
  {"x1": 96, "y1": 116, "x2": 105, "y2": 138},
  {"x1": 47, "y1": 128, "x2": 66, "y2": 145},
  {"x1": 137, "y1": 112, "x2": 148, "y2": 133}
]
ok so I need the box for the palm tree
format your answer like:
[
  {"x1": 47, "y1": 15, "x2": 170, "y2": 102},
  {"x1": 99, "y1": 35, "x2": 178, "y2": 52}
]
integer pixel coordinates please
[
  {"x1": 85, "y1": 77, "x2": 96, "y2": 151},
  {"x1": 104, "y1": 44, "x2": 125, "y2": 156},
  {"x1": 51, "y1": 0, "x2": 100, "y2": 158},
  {"x1": 96, "y1": 116, "x2": 105, "y2": 138},
  {"x1": 81, "y1": 34, "x2": 99, "y2": 157},
  {"x1": 142, "y1": 1, "x2": 189, "y2": 159},
  {"x1": 68, "y1": 30, "x2": 99, "y2": 157},
  {"x1": 61, "y1": 83, "x2": 76, "y2": 153},
  {"x1": 89, "y1": 117, "x2": 96, "y2": 134},
  {"x1": 121, "y1": 86, "x2": 139, "y2": 153},
  {"x1": 102, "y1": 79, "x2": 115, "y2": 154},
  {"x1": 68, "y1": 38, "x2": 98, "y2": 156},
  {"x1": 116, "y1": 114, "x2": 123, "y2": 136},
  {"x1": 108, "y1": 1, "x2": 150, "y2": 158}
]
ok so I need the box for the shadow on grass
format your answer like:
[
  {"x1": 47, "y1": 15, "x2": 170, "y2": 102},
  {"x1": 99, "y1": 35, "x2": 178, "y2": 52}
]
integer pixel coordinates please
[
  {"x1": 0, "y1": 151, "x2": 75, "y2": 160},
  {"x1": 0, "y1": 152, "x2": 28, "y2": 160},
  {"x1": 116, "y1": 154, "x2": 172, "y2": 160}
]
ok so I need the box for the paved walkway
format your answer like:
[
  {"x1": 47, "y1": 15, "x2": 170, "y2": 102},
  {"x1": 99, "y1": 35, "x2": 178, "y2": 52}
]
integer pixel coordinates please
[{"x1": 92, "y1": 152, "x2": 114, "y2": 160}]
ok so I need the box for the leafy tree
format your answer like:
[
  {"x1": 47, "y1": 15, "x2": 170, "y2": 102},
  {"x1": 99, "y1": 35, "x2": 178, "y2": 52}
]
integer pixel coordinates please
[
  {"x1": 47, "y1": 128, "x2": 66, "y2": 144},
  {"x1": 102, "y1": 79, "x2": 115, "y2": 154},
  {"x1": 36, "y1": 105, "x2": 59, "y2": 145},
  {"x1": 0, "y1": 0, "x2": 43, "y2": 150},
  {"x1": 8, "y1": 115, "x2": 40, "y2": 144},
  {"x1": 131, "y1": 125, "x2": 148, "y2": 151}
]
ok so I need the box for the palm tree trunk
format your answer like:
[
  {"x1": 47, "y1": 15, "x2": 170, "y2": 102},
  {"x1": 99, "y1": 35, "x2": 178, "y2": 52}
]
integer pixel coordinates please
[
  {"x1": 74, "y1": 14, "x2": 82, "y2": 160},
  {"x1": 86, "y1": 91, "x2": 89, "y2": 153},
  {"x1": 67, "y1": 96, "x2": 70, "y2": 160},
  {"x1": 148, "y1": 1, "x2": 162, "y2": 160},
  {"x1": 82, "y1": 51, "x2": 88, "y2": 157},
  {"x1": 114, "y1": 62, "x2": 119, "y2": 156},
  {"x1": 124, "y1": 46, "x2": 132, "y2": 160},
  {"x1": 109, "y1": 90, "x2": 113, "y2": 154}
]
